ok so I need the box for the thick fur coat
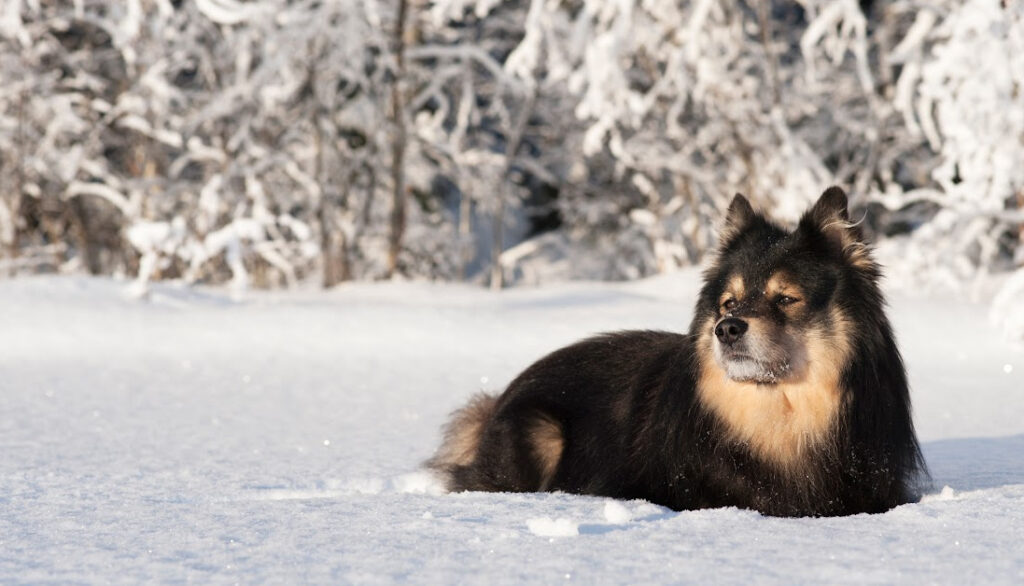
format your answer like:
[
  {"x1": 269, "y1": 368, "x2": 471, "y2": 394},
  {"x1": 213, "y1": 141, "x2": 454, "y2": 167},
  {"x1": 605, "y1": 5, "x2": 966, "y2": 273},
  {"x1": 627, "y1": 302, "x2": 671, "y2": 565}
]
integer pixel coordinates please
[{"x1": 428, "y1": 187, "x2": 928, "y2": 517}]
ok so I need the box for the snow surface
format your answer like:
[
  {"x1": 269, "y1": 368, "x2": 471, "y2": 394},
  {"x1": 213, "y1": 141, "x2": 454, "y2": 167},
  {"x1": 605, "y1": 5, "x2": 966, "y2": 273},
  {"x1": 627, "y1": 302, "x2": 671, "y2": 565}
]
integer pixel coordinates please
[{"x1": 1, "y1": 273, "x2": 1022, "y2": 584}]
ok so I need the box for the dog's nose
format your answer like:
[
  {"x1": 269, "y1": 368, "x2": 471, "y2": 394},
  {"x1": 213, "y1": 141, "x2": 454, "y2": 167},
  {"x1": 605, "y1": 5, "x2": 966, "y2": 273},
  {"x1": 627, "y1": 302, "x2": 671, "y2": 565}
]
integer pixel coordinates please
[{"x1": 715, "y1": 317, "x2": 748, "y2": 345}]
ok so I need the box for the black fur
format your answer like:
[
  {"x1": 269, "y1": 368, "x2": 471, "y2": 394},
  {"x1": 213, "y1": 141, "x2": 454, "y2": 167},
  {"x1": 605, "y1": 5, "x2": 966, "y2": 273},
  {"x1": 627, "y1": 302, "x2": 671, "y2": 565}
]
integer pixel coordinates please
[{"x1": 429, "y1": 187, "x2": 928, "y2": 517}]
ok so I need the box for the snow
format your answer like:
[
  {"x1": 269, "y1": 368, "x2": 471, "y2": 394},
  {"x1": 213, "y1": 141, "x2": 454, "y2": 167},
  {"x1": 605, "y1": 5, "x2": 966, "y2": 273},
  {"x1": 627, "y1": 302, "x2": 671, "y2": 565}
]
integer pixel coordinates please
[
  {"x1": 526, "y1": 517, "x2": 579, "y2": 538},
  {"x1": 1, "y1": 272, "x2": 1022, "y2": 583},
  {"x1": 601, "y1": 500, "x2": 633, "y2": 524}
]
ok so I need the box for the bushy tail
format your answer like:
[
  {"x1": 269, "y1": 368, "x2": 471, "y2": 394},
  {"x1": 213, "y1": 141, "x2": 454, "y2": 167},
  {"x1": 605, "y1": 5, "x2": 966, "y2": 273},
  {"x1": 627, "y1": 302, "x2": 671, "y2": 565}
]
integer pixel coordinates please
[{"x1": 426, "y1": 393, "x2": 498, "y2": 487}]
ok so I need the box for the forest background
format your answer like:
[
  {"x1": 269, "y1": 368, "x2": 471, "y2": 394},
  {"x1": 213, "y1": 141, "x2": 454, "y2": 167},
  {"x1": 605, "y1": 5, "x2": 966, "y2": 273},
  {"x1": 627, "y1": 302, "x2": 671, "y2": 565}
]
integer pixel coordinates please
[{"x1": 2, "y1": 0, "x2": 1022, "y2": 336}]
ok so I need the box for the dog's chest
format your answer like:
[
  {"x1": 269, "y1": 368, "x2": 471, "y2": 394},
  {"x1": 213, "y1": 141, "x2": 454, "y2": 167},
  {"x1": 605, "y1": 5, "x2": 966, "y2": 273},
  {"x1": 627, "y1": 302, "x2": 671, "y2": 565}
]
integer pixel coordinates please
[{"x1": 698, "y1": 365, "x2": 842, "y2": 469}]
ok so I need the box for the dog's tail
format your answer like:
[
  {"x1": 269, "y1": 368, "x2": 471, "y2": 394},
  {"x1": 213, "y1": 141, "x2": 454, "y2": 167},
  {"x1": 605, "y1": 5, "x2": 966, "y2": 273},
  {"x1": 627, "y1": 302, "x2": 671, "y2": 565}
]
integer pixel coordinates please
[{"x1": 426, "y1": 392, "x2": 499, "y2": 488}]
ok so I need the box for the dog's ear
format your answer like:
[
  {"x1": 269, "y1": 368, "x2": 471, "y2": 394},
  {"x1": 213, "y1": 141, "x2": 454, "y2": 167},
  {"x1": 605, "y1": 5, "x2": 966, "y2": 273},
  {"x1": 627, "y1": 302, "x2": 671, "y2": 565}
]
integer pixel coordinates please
[
  {"x1": 800, "y1": 186, "x2": 872, "y2": 269},
  {"x1": 806, "y1": 186, "x2": 850, "y2": 225},
  {"x1": 720, "y1": 193, "x2": 756, "y2": 246}
]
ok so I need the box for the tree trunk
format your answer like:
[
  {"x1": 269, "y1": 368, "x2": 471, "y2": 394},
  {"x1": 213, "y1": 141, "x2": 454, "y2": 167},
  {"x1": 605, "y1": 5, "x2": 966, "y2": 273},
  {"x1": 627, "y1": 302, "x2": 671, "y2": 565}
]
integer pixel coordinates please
[
  {"x1": 386, "y1": 0, "x2": 410, "y2": 277},
  {"x1": 490, "y1": 90, "x2": 537, "y2": 291},
  {"x1": 6, "y1": 89, "x2": 27, "y2": 275},
  {"x1": 458, "y1": 178, "x2": 472, "y2": 281},
  {"x1": 490, "y1": 185, "x2": 505, "y2": 291}
]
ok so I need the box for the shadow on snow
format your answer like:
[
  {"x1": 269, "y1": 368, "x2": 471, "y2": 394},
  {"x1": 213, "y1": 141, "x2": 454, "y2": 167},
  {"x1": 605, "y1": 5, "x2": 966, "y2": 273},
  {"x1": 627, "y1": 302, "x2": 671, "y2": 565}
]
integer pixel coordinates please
[{"x1": 922, "y1": 433, "x2": 1024, "y2": 492}]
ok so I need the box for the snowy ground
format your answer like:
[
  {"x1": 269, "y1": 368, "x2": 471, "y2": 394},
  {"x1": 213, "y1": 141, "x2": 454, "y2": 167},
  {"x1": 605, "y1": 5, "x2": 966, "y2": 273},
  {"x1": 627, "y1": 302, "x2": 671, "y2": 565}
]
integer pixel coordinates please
[{"x1": 1, "y1": 273, "x2": 1022, "y2": 584}]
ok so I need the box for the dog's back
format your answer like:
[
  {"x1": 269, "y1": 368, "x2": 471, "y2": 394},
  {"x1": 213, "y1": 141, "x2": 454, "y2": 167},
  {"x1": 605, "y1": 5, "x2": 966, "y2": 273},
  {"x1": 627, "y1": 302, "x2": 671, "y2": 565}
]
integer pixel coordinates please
[{"x1": 431, "y1": 331, "x2": 695, "y2": 501}]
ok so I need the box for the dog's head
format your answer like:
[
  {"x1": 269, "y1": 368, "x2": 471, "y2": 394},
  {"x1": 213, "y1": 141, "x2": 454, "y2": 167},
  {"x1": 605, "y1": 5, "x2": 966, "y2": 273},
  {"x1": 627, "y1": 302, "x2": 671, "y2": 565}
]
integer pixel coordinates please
[{"x1": 693, "y1": 187, "x2": 872, "y2": 385}]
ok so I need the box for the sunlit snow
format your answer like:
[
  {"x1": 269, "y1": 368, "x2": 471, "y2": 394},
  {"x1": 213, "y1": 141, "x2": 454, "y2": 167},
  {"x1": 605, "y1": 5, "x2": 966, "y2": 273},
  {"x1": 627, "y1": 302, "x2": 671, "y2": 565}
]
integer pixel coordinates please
[{"x1": 1, "y1": 273, "x2": 1021, "y2": 583}]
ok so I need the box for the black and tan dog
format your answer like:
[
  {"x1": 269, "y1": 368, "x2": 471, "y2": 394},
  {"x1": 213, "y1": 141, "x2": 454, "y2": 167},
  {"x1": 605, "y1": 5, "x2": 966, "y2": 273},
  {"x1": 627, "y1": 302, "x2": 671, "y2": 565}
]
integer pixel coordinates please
[{"x1": 427, "y1": 187, "x2": 928, "y2": 517}]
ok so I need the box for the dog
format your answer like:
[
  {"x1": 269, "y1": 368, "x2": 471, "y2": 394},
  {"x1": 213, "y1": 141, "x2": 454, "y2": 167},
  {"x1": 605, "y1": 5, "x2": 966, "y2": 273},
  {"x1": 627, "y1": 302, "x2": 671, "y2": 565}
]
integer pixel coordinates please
[{"x1": 427, "y1": 187, "x2": 928, "y2": 517}]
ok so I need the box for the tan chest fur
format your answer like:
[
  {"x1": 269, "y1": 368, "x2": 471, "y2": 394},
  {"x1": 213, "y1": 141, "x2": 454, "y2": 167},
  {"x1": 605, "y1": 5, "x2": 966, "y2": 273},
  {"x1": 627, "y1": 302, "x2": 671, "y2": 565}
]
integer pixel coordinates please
[{"x1": 696, "y1": 322, "x2": 849, "y2": 470}]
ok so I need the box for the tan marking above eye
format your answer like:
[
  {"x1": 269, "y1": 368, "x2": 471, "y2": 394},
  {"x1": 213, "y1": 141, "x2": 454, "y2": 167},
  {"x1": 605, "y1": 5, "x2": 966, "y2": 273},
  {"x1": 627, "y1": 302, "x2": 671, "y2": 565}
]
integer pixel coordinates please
[
  {"x1": 766, "y1": 272, "x2": 804, "y2": 305},
  {"x1": 727, "y1": 275, "x2": 745, "y2": 297},
  {"x1": 720, "y1": 275, "x2": 745, "y2": 310}
]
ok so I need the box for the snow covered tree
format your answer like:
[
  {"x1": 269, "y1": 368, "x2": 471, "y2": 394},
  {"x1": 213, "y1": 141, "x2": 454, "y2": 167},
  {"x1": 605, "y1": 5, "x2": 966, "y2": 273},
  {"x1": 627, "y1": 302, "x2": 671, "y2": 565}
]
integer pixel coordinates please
[{"x1": 1, "y1": 0, "x2": 1022, "y2": 339}]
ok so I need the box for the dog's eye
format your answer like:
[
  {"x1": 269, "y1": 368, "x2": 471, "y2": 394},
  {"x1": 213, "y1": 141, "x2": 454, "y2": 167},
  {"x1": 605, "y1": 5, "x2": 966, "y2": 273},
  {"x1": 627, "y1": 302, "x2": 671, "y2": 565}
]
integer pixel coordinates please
[
  {"x1": 722, "y1": 299, "x2": 737, "y2": 311},
  {"x1": 777, "y1": 295, "x2": 800, "y2": 306}
]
